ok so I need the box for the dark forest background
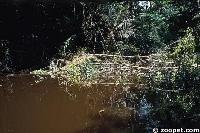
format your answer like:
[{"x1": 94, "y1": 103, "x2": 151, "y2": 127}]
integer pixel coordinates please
[{"x1": 0, "y1": 0, "x2": 199, "y2": 72}]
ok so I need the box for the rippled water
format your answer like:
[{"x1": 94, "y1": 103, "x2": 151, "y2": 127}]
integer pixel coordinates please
[{"x1": 0, "y1": 74, "x2": 145, "y2": 133}]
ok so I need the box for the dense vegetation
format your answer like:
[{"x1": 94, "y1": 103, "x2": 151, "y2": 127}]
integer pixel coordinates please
[
  {"x1": 0, "y1": 0, "x2": 199, "y2": 72},
  {"x1": 1, "y1": 0, "x2": 200, "y2": 131}
]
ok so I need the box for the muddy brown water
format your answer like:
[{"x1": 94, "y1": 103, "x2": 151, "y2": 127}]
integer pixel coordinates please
[{"x1": 0, "y1": 75, "x2": 142, "y2": 133}]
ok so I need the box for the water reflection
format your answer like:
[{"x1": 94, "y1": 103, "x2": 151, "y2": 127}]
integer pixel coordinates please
[
  {"x1": 138, "y1": 96, "x2": 152, "y2": 122},
  {"x1": 0, "y1": 75, "x2": 139, "y2": 133}
]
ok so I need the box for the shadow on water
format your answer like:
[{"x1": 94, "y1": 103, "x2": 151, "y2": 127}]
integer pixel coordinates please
[{"x1": 0, "y1": 74, "x2": 148, "y2": 133}]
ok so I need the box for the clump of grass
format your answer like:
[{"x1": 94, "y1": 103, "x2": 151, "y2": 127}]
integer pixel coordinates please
[
  {"x1": 30, "y1": 69, "x2": 49, "y2": 75},
  {"x1": 30, "y1": 52, "x2": 100, "y2": 86},
  {"x1": 61, "y1": 53, "x2": 99, "y2": 84}
]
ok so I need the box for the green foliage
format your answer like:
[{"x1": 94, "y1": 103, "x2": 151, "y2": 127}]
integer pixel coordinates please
[
  {"x1": 65, "y1": 54, "x2": 98, "y2": 84},
  {"x1": 145, "y1": 33, "x2": 200, "y2": 127},
  {"x1": 31, "y1": 69, "x2": 49, "y2": 75},
  {"x1": 82, "y1": 2, "x2": 138, "y2": 54},
  {"x1": 149, "y1": 29, "x2": 197, "y2": 90},
  {"x1": 133, "y1": 1, "x2": 180, "y2": 54},
  {"x1": 176, "y1": 94, "x2": 194, "y2": 113},
  {"x1": 147, "y1": 66, "x2": 200, "y2": 127},
  {"x1": 99, "y1": 2, "x2": 131, "y2": 27},
  {"x1": 81, "y1": 1, "x2": 183, "y2": 55},
  {"x1": 57, "y1": 35, "x2": 77, "y2": 57},
  {"x1": 0, "y1": 40, "x2": 12, "y2": 72},
  {"x1": 30, "y1": 53, "x2": 99, "y2": 85},
  {"x1": 142, "y1": 28, "x2": 199, "y2": 127},
  {"x1": 172, "y1": 28, "x2": 196, "y2": 66}
]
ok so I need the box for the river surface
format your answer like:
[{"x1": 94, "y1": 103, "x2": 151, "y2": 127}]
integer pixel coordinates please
[{"x1": 0, "y1": 74, "x2": 147, "y2": 133}]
